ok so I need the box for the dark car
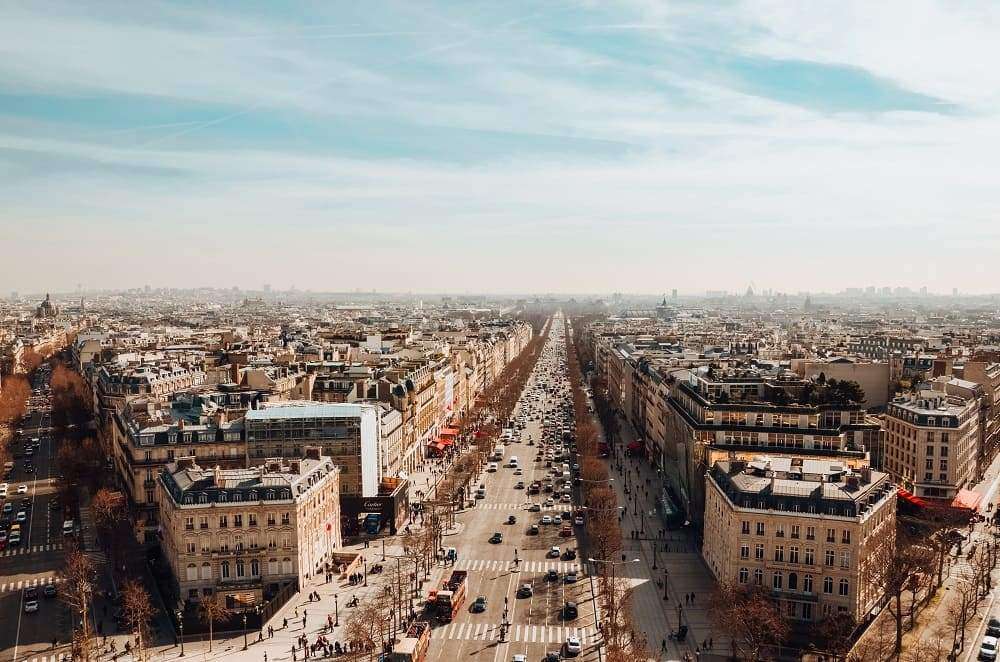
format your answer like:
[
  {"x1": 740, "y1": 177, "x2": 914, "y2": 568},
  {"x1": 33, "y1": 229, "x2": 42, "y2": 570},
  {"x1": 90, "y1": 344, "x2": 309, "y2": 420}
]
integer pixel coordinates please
[
  {"x1": 989, "y1": 617, "x2": 1000, "y2": 637},
  {"x1": 545, "y1": 652, "x2": 560, "y2": 662},
  {"x1": 563, "y1": 601, "x2": 578, "y2": 619},
  {"x1": 507, "y1": 515, "x2": 517, "y2": 525},
  {"x1": 528, "y1": 525, "x2": 540, "y2": 535},
  {"x1": 489, "y1": 532, "x2": 503, "y2": 544},
  {"x1": 43, "y1": 584, "x2": 57, "y2": 598},
  {"x1": 471, "y1": 596, "x2": 487, "y2": 613},
  {"x1": 561, "y1": 549, "x2": 577, "y2": 561},
  {"x1": 545, "y1": 569, "x2": 559, "y2": 582}
]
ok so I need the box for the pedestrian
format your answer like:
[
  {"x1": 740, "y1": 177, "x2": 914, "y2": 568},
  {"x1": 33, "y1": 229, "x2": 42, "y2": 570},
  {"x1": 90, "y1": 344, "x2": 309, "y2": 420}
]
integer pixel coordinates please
[
  {"x1": 661, "y1": 639, "x2": 666, "y2": 652},
  {"x1": 264, "y1": 654, "x2": 268, "y2": 662},
  {"x1": 691, "y1": 592, "x2": 696, "y2": 603},
  {"x1": 708, "y1": 638, "x2": 713, "y2": 649},
  {"x1": 284, "y1": 617, "x2": 289, "y2": 629}
]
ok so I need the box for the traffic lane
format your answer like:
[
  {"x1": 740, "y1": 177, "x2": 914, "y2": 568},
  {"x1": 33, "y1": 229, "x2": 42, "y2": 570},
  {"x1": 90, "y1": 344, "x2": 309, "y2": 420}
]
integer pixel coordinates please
[
  {"x1": 9, "y1": 590, "x2": 67, "y2": 660},
  {"x1": 0, "y1": 569, "x2": 66, "y2": 662},
  {"x1": 0, "y1": 588, "x2": 24, "y2": 662}
]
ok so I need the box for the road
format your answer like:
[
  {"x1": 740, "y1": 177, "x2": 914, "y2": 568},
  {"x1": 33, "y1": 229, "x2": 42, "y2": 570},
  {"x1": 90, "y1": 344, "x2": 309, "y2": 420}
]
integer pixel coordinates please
[
  {"x1": 0, "y1": 364, "x2": 73, "y2": 662},
  {"x1": 427, "y1": 312, "x2": 601, "y2": 662}
]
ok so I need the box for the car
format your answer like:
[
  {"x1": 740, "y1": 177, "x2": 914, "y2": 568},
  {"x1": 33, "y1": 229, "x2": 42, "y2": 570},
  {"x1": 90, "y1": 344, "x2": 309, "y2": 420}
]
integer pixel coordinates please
[
  {"x1": 16, "y1": 485, "x2": 27, "y2": 495},
  {"x1": 8, "y1": 532, "x2": 21, "y2": 546},
  {"x1": 544, "y1": 498, "x2": 555, "y2": 507},
  {"x1": 540, "y1": 515, "x2": 553, "y2": 525},
  {"x1": 981, "y1": 636, "x2": 999, "y2": 661},
  {"x1": 545, "y1": 569, "x2": 559, "y2": 581},
  {"x1": 547, "y1": 546, "x2": 561, "y2": 558},
  {"x1": 15, "y1": 511, "x2": 26, "y2": 523},
  {"x1": 23, "y1": 599, "x2": 39, "y2": 614},
  {"x1": 560, "y1": 511, "x2": 571, "y2": 520},
  {"x1": 487, "y1": 463, "x2": 498, "y2": 472},
  {"x1": 513, "y1": 656, "x2": 527, "y2": 662},
  {"x1": 561, "y1": 549, "x2": 577, "y2": 561},
  {"x1": 507, "y1": 515, "x2": 517, "y2": 525},
  {"x1": 1, "y1": 503, "x2": 11, "y2": 515},
  {"x1": 62, "y1": 520, "x2": 75, "y2": 536},
  {"x1": 516, "y1": 584, "x2": 533, "y2": 598},
  {"x1": 574, "y1": 516, "x2": 584, "y2": 526},
  {"x1": 564, "y1": 635, "x2": 581, "y2": 656},
  {"x1": 545, "y1": 652, "x2": 560, "y2": 662},
  {"x1": 24, "y1": 586, "x2": 38, "y2": 600},
  {"x1": 514, "y1": 481, "x2": 524, "y2": 490},
  {"x1": 560, "y1": 494, "x2": 572, "y2": 503},
  {"x1": 528, "y1": 503, "x2": 541, "y2": 512},
  {"x1": 564, "y1": 573, "x2": 578, "y2": 583},
  {"x1": 43, "y1": 584, "x2": 56, "y2": 598},
  {"x1": 471, "y1": 596, "x2": 487, "y2": 613},
  {"x1": 513, "y1": 468, "x2": 523, "y2": 475},
  {"x1": 0, "y1": 483, "x2": 7, "y2": 497},
  {"x1": 559, "y1": 526, "x2": 573, "y2": 538},
  {"x1": 489, "y1": 532, "x2": 503, "y2": 544},
  {"x1": 24, "y1": 465, "x2": 34, "y2": 474},
  {"x1": 563, "y1": 601, "x2": 578, "y2": 619},
  {"x1": 528, "y1": 524, "x2": 540, "y2": 535},
  {"x1": 989, "y1": 617, "x2": 1000, "y2": 638}
]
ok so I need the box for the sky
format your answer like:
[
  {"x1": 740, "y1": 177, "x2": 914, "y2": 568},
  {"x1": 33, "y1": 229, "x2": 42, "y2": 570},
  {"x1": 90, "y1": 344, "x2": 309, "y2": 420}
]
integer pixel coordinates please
[{"x1": 2, "y1": 1, "x2": 1000, "y2": 296}]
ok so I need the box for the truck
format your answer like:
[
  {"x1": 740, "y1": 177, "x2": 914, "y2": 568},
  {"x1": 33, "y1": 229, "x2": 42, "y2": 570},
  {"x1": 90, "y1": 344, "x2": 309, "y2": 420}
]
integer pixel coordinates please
[
  {"x1": 364, "y1": 513, "x2": 382, "y2": 535},
  {"x1": 388, "y1": 621, "x2": 431, "y2": 662},
  {"x1": 435, "y1": 570, "x2": 468, "y2": 622}
]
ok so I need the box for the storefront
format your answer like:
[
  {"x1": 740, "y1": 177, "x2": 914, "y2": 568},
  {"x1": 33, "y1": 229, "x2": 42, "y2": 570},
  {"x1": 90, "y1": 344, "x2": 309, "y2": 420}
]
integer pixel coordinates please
[{"x1": 340, "y1": 478, "x2": 410, "y2": 536}]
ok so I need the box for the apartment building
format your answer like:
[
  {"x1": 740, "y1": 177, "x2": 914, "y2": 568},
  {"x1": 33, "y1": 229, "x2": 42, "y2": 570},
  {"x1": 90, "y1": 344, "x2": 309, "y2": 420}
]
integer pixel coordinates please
[
  {"x1": 158, "y1": 448, "x2": 341, "y2": 609},
  {"x1": 244, "y1": 401, "x2": 381, "y2": 497},
  {"x1": 884, "y1": 388, "x2": 980, "y2": 500},
  {"x1": 703, "y1": 457, "x2": 896, "y2": 624}
]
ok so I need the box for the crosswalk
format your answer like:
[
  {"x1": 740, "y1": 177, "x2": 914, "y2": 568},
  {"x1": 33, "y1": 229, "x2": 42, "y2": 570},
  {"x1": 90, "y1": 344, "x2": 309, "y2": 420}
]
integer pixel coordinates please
[
  {"x1": 0, "y1": 575, "x2": 62, "y2": 594},
  {"x1": 432, "y1": 622, "x2": 598, "y2": 644},
  {"x1": 0, "y1": 543, "x2": 63, "y2": 557},
  {"x1": 454, "y1": 559, "x2": 584, "y2": 574},
  {"x1": 475, "y1": 502, "x2": 573, "y2": 511},
  {"x1": 19, "y1": 655, "x2": 69, "y2": 662}
]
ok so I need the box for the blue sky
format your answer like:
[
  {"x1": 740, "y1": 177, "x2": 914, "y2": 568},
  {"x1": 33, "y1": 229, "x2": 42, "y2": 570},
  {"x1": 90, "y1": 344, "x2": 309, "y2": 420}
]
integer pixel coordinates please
[{"x1": 2, "y1": 0, "x2": 999, "y2": 294}]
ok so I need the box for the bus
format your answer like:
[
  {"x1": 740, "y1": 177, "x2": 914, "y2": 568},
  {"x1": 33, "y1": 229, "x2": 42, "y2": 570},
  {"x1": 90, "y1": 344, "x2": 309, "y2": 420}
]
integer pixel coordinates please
[
  {"x1": 388, "y1": 621, "x2": 431, "y2": 662},
  {"x1": 364, "y1": 513, "x2": 382, "y2": 535}
]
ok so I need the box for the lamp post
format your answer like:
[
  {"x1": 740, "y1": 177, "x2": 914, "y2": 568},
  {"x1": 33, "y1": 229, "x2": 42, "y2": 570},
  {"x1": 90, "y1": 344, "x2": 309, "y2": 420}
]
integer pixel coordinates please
[
  {"x1": 663, "y1": 569, "x2": 669, "y2": 600},
  {"x1": 242, "y1": 610, "x2": 249, "y2": 650},
  {"x1": 334, "y1": 593, "x2": 339, "y2": 627},
  {"x1": 364, "y1": 559, "x2": 368, "y2": 586},
  {"x1": 175, "y1": 609, "x2": 185, "y2": 657},
  {"x1": 382, "y1": 539, "x2": 387, "y2": 562}
]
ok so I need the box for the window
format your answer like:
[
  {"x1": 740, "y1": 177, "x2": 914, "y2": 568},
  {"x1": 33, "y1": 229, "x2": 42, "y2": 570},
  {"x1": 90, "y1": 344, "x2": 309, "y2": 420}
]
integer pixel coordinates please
[
  {"x1": 940, "y1": 459, "x2": 948, "y2": 471},
  {"x1": 282, "y1": 558, "x2": 293, "y2": 574},
  {"x1": 753, "y1": 569, "x2": 763, "y2": 585},
  {"x1": 840, "y1": 552, "x2": 850, "y2": 569},
  {"x1": 772, "y1": 572, "x2": 783, "y2": 590},
  {"x1": 221, "y1": 561, "x2": 231, "y2": 579},
  {"x1": 825, "y1": 550, "x2": 835, "y2": 566},
  {"x1": 788, "y1": 572, "x2": 798, "y2": 590},
  {"x1": 775, "y1": 524, "x2": 785, "y2": 538},
  {"x1": 268, "y1": 558, "x2": 279, "y2": 575},
  {"x1": 741, "y1": 520, "x2": 750, "y2": 535},
  {"x1": 803, "y1": 575, "x2": 814, "y2": 593},
  {"x1": 925, "y1": 458, "x2": 933, "y2": 470},
  {"x1": 841, "y1": 530, "x2": 851, "y2": 544},
  {"x1": 791, "y1": 525, "x2": 800, "y2": 539},
  {"x1": 805, "y1": 548, "x2": 815, "y2": 565},
  {"x1": 219, "y1": 536, "x2": 230, "y2": 553},
  {"x1": 839, "y1": 579, "x2": 849, "y2": 596},
  {"x1": 200, "y1": 536, "x2": 210, "y2": 553},
  {"x1": 755, "y1": 544, "x2": 765, "y2": 560},
  {"x1": 802, "y1": 603, "x2": 813, "y2": 621},
  {"x1": 267, "y1": 514, "x2": 276, "y2": 527},
  {"x1": 281, "y1": 534, "x2": 291, "y2": 549},
  {"x1": 739, "y1": 567, "x2": 749, "y2": 584},
  {"x1": 199, "y1": 516, "x2": 209, "y2": 530},
  {"x1": 281, "y1": 512, "x2": 291, "y2": 526},
  {"x1": 249, "y1": 535, "x2": 258, "y2": 550},
  {"x1": 186, "y1": 564, "x2": 198, "y2": 581},
  {"x1": 826, "y1": 528, "x2": 835, "y2": 543},
  {"x1": 774, "y1": 545, "x2": 785, "y2": 562},
  {"x1": 789, "y1": 546, "x2": 799, "y2": 564},
  {"x1": 236, "y1": 559, "x2": 246, "y2": 578},
  {"x1": 248, "y1": 514, "x2": 258, "y2": 527},
  {"x1": 200, "y1": 563, "x2": 212, "y2": 580},
  {"x1": 267, "y1": 535, "x2": 277, "y2": 550},
  {"x1": 926, "y1": 445, "x2": 934, "y2": 456},
  {"x1": 823, "y1": 576, "x2": 833, "y2": 594},
  {"x1": 740, "y1": 544, "x2": 750, "y2": 560},
  {"x1": 806, "y1": 527, "x2": 815, "y2": 541},
  {"x1": 234, "y1": 535, "x2": 244, "y2": 552},
  {"x1": 942, "y1": 435, "x2": 949, "y2": 446},
  {"x1": 184, "y1": 517, "x2": 194, "y2": 531},
  {"x1": 251, "y1": 559, "x2": 260, "y2": 576},
  {"x1": 233, "y1": 514, "x2": 243, "y2": 528},
  {"x1": 186, "y1": 541, "x2": 196, "y2": 554},
  {"x1": 219, "y1": 515, "x2": 228, "y2": 528}
]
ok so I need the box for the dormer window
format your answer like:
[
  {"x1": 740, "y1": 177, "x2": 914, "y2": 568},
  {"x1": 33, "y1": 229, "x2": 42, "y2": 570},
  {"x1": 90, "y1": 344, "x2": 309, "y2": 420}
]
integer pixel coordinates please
[{"x1": 219, "y1": 492, "x2": 228, "y2": 502}]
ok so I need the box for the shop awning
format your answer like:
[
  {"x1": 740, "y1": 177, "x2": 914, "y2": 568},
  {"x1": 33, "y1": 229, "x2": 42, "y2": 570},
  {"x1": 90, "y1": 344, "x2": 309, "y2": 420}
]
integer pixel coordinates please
[
  {"x1": 432, "y1": 441, "x2": 447, "y2": 451},
  {"x1": 897, "y1": 488, "x2": 929, "y2": 508},
  {"x1": 951, "y1": 489, "x2": 983, "y2": 512},
  {"x1": 441, "y1": 427, "x2": 460, "y2": 436},
  {"x1": 437, "y1": 437, "x2": 454, "y2": 447},
  {"x1": 627, "y1": 441, "x2": 642, "y2": 451}
]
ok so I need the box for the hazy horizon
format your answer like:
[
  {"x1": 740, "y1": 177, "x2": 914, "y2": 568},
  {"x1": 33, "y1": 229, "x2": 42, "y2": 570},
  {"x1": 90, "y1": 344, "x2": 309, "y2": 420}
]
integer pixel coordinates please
[{"x1": 3, "y1": 1, "x2": 1000, "y2": 294}]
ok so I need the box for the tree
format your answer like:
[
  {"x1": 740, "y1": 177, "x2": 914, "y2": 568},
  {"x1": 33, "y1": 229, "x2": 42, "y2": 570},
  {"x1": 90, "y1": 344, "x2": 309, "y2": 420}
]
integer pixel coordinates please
[
  {"x1": 709, "y1": 583, "x2": 789, "y2": 661},
  {"x1": 50, "y1": 363, "x2": 92, "y2": 433},
  {"x1": 865, "y1": 534, "x2": 933, "y2": 656},
  {"x1": 944, "y1": 571, "x2": 979, "y2": 657},
  {"x1": 60, "y1": 546, "x2": 96, "y2": 662},
  {"x1": 121, "y1": 580, "x2": 154, "y2": 662},
  {"x1": 346, "y1": 590, "x2": 392, "y2": 659},
  {"x1": 91, "y1": 488, "x2": 125, "y2": 533},
  {"x1": 199, "y1": 598, "x2": 233, "y2": 652}
]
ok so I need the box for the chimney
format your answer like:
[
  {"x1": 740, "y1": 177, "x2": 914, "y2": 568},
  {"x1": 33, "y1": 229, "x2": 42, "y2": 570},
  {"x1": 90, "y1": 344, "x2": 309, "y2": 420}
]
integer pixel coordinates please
[
  {"x1": 860, "y1": 466, "x2": 873, "y2": 484},
  {"x1": 290, "y1": 460, "x2": 301, "y2": 474},
  {"x1": 304, "y1": 446, "x2": 322, "y2": 461}
]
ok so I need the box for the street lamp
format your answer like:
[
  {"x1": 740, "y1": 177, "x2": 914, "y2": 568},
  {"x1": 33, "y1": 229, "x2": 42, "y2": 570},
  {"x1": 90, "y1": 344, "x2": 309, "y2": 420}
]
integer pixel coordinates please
[
  {"x1": 175, "y1": 609, "x2": 185, "y2": 657},
  {"x1": 242, "y1": 610, "x2": 249, "y2": 650},
  {"x1": 364, "y1": 559, "x2": 368, "y2": 586},
  {"x1": 334, "y1": 593, "x2": 339, "y2": 627}
]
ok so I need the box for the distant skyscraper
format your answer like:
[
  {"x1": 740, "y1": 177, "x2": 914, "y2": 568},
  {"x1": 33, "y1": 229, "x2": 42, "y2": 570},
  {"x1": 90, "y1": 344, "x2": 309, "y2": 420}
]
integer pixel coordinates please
[
  {"x1": 671, "y1": 288, "x2": 678, "y2": 299},
  {"x1": 920, "y1": 286, "x2": 928, "y2": 296},
  {"x1": 953, "y1": 287, "x2": 959, "y2": 297}
]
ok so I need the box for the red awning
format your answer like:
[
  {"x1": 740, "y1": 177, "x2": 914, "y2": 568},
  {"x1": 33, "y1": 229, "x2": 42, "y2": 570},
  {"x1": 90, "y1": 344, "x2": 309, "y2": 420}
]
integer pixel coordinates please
[
  {"x1": 627, "y1": 441, "x2": 641, "y2": 451},
  {"x1": 441, "y1": 427, "x2": 460, "y2": 436},
  {"x1": 433, "y1": 442, "x2": 447, "y2": 451},
  {"x1": 438, "y1": 437, "x2": 454, "y2": 447},
  {"x1": 897, "y1": 488, "x2": 929, "y2": 508},
  {"x1": 951, "y1": 489, "x2": 983, "y2": 512}
]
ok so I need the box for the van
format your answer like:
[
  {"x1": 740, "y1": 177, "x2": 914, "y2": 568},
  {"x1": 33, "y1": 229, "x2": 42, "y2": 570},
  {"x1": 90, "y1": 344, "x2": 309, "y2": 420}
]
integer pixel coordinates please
[
  {"x1": 62, "y1": 520, "x2": 75, "y2": 537},
  {"x1": 509, "y1": 456, "x2": 519, "y2": 468}
]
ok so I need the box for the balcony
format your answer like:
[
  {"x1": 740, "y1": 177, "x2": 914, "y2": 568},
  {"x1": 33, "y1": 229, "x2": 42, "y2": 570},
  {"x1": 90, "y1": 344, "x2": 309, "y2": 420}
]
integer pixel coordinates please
[{"x1": 771, "y1": 588, "x2": 819, "y2": 603}]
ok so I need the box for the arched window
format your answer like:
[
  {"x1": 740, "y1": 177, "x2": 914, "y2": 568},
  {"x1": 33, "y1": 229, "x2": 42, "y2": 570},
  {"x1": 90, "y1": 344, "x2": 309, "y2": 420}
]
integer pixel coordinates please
[
  {"x1": 251, "y1": 559, "x2": 260, "y2": 576},
  {"x1": 221, "y1": 561, "x2": 230, "y2": 579},
  {"x1": 803, "y1": 575, "x2": 814, "y2": 593},
  {"x1": 738, "y1": 568, "x2": 749, "y2": 584},
  {"x1": 268, "y1": 558, "x2": 279, "y2": 575},
  {"x1": 201, "y1": 563, "x2": 212, "y2": 580},
  {"x1": 772, "y1": 571, "x2": 783, "y2": 590},
  {"x1": 788, "y1": 572, "x2": 798, "y2": 590},
  {"x1": 839, "y1": 579, "x2": 849, "y2": 596},
  {"x1": 753, "y1": 569, "x2": 763, "y2": 586},
  {"x1": 282, "y1": 557, "x2": 293, "y2": 574},
  {"x1": 823, "y1": 576, "x2": 833, "y2": 594},
  {"x1": 236, "y1": 559, "x2": 246, "y2": 578},
  {"x1": 186, "y1": 564, "x2": 198, "y2": 581}
]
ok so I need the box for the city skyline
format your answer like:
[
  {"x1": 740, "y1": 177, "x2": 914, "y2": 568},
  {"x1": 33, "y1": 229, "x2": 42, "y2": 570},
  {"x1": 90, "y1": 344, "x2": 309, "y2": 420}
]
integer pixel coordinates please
[{"x1": 3, "y1": 1, "x2": 1000, "y2": 293}]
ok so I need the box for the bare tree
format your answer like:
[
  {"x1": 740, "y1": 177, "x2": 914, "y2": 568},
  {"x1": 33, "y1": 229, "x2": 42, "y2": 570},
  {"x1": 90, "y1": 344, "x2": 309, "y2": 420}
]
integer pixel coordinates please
[
  {"x1": 865, "y1": 533, "x2": 933, "y2": 656},
  {"x1": 708, "y1": 582, "x2": 789, "y2": 661},
  {"x1": 91, "y1": 488, "x2": 125, "y2": 532},
  {"x1": 199, "y1": 598, "x2": 233, "y2": 652},
  {"x1": 346, "y1": 590, "x2": 392, "y2": 660},
  {"x1": 121, "y1": 579, "x2": 154, "y2": 661},
  {"x1": 60, "y1": 547, "x2": 96, "y2": 662}
]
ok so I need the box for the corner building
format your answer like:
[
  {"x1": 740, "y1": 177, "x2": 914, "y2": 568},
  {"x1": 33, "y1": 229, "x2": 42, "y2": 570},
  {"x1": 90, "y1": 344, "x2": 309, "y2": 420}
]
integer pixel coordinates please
[{"x1": 702, "y1": 457, "x2": 895, "y2": 624}]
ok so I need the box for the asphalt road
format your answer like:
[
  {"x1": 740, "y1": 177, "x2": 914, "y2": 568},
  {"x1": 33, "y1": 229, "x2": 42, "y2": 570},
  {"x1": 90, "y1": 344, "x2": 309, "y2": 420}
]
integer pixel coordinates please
[
  {"x1": 428, "y1": 314, "x2": 600, "y2": 662},
  {"x1": 0, "y1": 366, "x2": 73, "y2": 662}
]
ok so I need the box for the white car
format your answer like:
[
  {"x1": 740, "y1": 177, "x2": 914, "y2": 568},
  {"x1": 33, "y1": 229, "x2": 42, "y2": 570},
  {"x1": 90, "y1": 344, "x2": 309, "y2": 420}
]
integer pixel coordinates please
[
  {"x1": 23, "y1": 599, "x2": 39, "y2": 614},
  {"x1": 547, "y1": 546, "x2": 561, "y2": 558},
  {"x1": 17, "y1": 485, "x2": 28, "y2": 495},
  {"x1": 564, "y1": 635, "x2": 581, "y2": 656},
  {"x1": 540, "y1": 515, "x2": 553, "y2": 525},
  {"x1": 982, "y1": 636, "x2": 999, "y2": 661},
  {"x1": 0, "y1": 484, "x2": 7, "y2": 498},
  {"x1": 560, "y1": 494, "x2": 572, "y2": 503},
  {"x1": 513, "y1": 656, "x2": 527, "y2": 662},
  {"x1": 488, "y1": 463, "x2": 498, "y2": 472}
]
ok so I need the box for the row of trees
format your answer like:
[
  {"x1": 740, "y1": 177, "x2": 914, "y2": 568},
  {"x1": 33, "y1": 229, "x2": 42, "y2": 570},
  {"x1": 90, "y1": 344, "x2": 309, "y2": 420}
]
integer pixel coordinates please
[{"x1": 565, "y1": 317, "x2": 649, "y2": 661}]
